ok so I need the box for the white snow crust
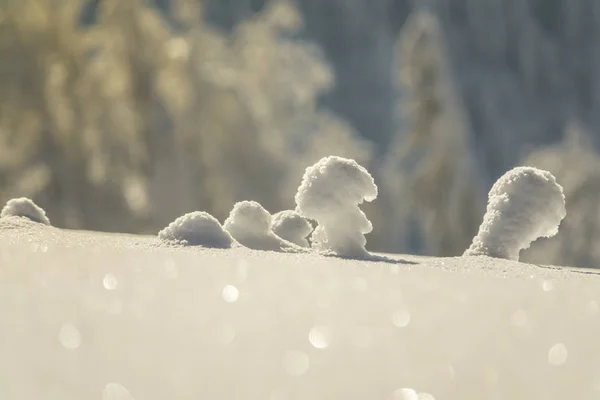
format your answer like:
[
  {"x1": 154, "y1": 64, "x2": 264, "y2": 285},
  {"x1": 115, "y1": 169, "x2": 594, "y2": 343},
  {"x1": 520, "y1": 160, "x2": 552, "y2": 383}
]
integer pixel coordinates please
[
  {"x1": 465, "y1": 167, "x2": 566, "y2": 261},
  {"x1": 1, "y1": 197, "x2": 50, "y2": 225},
  {"x1": 0, "y1": 219, "x2": 599, "y2": 400},
  {"x1": 295, "y1": 156, "x2": 378, "y2": 258},
  {"x1": 158, "y1": 211, "x2": 233, "y2": 248},
  {"x1": 271, "y1": 210, "x2": 313, "y2": 247},
  {"x1": 224, "y1": 201, "x2": 301, "y2": 252}
]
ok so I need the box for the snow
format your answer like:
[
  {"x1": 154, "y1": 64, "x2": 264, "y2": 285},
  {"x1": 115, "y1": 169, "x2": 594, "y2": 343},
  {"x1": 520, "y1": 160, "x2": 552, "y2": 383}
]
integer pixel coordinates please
[
  {"x1": 295, "y1": 156, "x2": 378, "y2": 258},
  {"x1": 158, "y1": 211, "x2": 233, "y2": 248},
  {"x1": 1, "y1": 197, "x2": 50, "y2": 225},
  {"x1": 224, "y1": 201, "x2": 302, "y2": 252},
  {"x1": 465, "y1": 167, "x2": 566, "y2": 261},
  {"x1": 271, "y1": 210, "x2": 313, "y2": 247},
  {"x1": 1, "y1": 219, "x2": 600, "y2": 399}
]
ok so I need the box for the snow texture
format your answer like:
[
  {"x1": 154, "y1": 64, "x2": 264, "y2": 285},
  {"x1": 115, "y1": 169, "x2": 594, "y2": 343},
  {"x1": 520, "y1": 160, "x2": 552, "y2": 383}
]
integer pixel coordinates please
[
  {"x1": 1, "y1": 220, "x2": 600, "y2": 400},
  {"x1": 295, "y1": 156, "x2": 377, "y2": 258},
  {"x1": 158, "y1": 211, "x2": 233, "y2": 248},
  {"x1": 224, "y1": 201, "x2": 301, "y2": 252},
  {"x1": 465, "y1": 166, "x2": 566, "y2": 261},
  {"x1": 271, "y1": 210, "x2": 313, "y2": 247},
  {"x1": 1, "y1": 197, "x2": 50, "y2": 225}
]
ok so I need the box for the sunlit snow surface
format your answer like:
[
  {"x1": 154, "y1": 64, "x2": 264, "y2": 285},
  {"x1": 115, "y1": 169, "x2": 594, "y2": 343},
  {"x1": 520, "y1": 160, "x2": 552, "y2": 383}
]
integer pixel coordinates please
[{"x1": 1, "y1": 217, "x2": 600, "y2": 400}]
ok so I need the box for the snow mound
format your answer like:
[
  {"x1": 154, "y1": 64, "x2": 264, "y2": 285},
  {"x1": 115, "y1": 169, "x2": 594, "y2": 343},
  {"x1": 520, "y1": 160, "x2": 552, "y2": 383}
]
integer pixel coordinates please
[
  {"x1": 465, "y1": 166, "x2": 566, "y2": 261},
  {"x1": 271, "y1": 210, "x2": 313, "y2": 247},
  {"x1": 158, "y1": 211, "x2": 233, "y2": 248},
  {"x1": 1, "y1": 197, "x2": 50, "y2": 225},
  {"x1": 224, "y1": 201, "x2": 302, "y2": 252},
  {"x1": 295, "y1": 156, "x2": 378, "y2": 258}
]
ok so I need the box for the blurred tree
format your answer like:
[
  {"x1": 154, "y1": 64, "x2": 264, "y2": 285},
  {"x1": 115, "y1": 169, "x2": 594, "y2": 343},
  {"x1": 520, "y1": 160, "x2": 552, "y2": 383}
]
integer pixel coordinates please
[
  {"x1": 373, "y1": 9, "x2": 485, "y2": 256},
  {"x1": 0, "y1": 0, "x2": 369, "y2": 234}
]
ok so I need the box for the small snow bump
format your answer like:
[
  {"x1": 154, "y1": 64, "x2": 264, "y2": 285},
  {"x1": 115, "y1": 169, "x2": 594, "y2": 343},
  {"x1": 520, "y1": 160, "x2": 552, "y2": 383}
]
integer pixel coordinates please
[
  {"x1": 159, "y1": 211, "x2": 232, "y2": 248},
  {"x1": 1, "y1": 197, "x2": 51, "y2": 225},
  {"x1": 224, "y1": 201, "x2": 301, "y2": 252}
]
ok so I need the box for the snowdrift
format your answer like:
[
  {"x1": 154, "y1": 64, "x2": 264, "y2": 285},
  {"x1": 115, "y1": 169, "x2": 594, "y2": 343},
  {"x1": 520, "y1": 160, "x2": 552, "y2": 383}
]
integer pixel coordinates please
[{"x1": 0, "y1": 218, "x2": 598, "y2": 400}]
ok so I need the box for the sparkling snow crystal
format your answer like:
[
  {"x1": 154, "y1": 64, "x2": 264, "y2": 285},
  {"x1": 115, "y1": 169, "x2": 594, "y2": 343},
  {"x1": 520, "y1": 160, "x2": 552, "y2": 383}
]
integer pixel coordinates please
[
  {"x1": 1, "y1": 197, "x2": 50, "y2": 225},
  {"x1": 224, "y1": 201, "x2": 301, "y2": 252},
  {"x1": 158, "y1": 211, "x2": 233, "y2": 248},
  {"x1": 464, "y1": 166, "x2": 566, "y2": 261},
  {"x1": 271, "y1": 210, "x2": 313, "y2": 247},
  {"x1": 295, "y1": 156, "x2": 378, "y2": 258}
]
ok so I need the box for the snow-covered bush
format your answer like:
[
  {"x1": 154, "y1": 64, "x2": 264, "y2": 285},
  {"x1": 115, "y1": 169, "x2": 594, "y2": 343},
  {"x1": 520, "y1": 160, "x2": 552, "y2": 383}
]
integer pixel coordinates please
[
  {"x1": 223, "y1": 201, "x2": 300, "y2": 252},
  {"x1": 158, "y1": 211, "x2": 233, "y2": 248},
  {"x1": 1, "y1": 197, "x2": 50, "y2": 225},
  {"x1": 464, "y1": 166, "x2": 566, "y2": 261},
  {"x1": 271, "y1": 210, "x2": 313, "y2": 247},
  {"x1": 295, "y1": 156, "x2": 378, "y2": 258}
]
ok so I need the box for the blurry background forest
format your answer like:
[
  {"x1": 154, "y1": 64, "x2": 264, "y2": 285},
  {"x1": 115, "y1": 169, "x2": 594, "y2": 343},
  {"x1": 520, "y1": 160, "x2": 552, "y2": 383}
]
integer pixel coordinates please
[{"x1": 1, "y1": 0, "x2": 600, "y2": 268}]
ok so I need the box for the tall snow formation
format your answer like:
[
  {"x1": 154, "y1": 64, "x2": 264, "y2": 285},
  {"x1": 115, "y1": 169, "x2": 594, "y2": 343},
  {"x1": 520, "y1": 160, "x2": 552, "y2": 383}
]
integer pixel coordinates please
[
  {"x1": 223, "y1": 201, "x2": 299, "y2": 252},
  {"x1": 295, "y1": 156, "x2": 377, "y2": 258},
  {"x1": 1, "y1": 197, "x2": 50, "y2": 225},
  {"x1": 465, "y1": 167, "x2": 566, "y2": 261},
  {"x1": 271, "y1": 210, "x2": 313, "y2": 248},
  {"x1": 158, "y1": 211, "x2": 233, "y2": 248}
]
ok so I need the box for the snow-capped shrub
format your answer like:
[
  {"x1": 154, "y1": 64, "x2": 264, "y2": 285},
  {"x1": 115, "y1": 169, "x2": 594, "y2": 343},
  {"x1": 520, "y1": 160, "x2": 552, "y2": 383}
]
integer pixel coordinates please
[
  {"x1": 158, "y1": 211, "x2": 233, "y2": 248},
  {"x1": 295, "y1": 156, "x2": 378, "y2": 258},
  {"x1": 1, "y1": 197, "x2": 50, "y2": 225},
  {"x1": 464, "y1": 166, "x2": 566, "y2": 261},
  {"x1": 224, "y1": 201, "x2": 300, "y2": 252},
  {"x1": 271, "y1": 210, "x2": 313, "y2": 247}
]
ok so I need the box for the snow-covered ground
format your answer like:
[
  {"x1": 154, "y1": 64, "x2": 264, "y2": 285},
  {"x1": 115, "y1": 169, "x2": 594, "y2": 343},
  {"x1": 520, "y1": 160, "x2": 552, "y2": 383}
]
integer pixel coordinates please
[{"x1": 1, "y1": 218, "x2": 600, "y2": 400}]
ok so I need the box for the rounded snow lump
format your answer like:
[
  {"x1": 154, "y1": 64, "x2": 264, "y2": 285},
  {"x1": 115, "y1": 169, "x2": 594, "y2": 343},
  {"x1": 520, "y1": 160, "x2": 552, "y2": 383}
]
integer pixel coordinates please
[{"x1": 159, "y1": 211, "x2": 233, "y2": 248}]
